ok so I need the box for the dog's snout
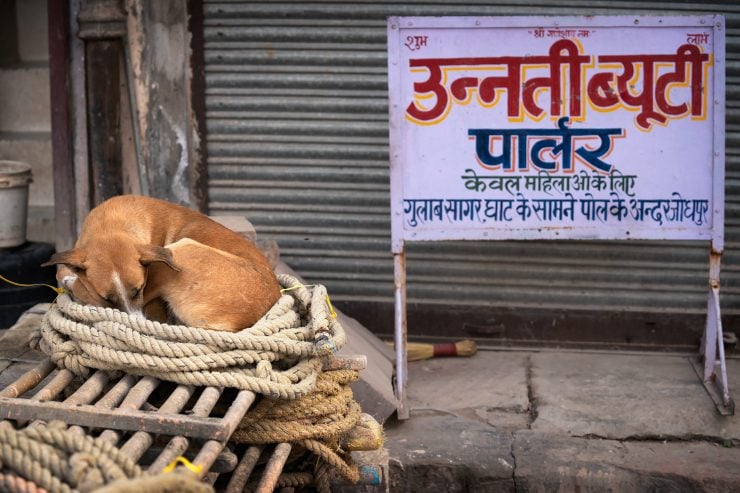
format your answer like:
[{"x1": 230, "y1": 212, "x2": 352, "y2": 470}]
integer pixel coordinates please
[{"x1": 61, "y1": 275, "x2": 77, "y2": 292}]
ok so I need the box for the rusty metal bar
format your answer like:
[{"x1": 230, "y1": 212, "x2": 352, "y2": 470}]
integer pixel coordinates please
[
  {"x1": 147, "y1": 436, "x2": 190, "y2": 475},
  {"x1": 191, "y1": 387, "x2": 222, "y2": 416},
  {"x1": 118, "y1": 385, "x2": 196, "y2": 459},
  {"x1": 97, "y1": 376, "x2": 162, "y2": 443},
  {"x1": 96, "y1": 374, "x2": 137, "y2": 408},
  {"x1": 225, "y1": 446, "x2": 264, "y2": 493},
  {"x1": 220, "y1": 390, "x2": 256, "y2": 437},
  {"x1": 31, "y1": 369, "x2": 76, "y2": 402},
  {"x1": 190, "y1": 390, "x2": 257, "y2": 478},
  {"x1": 117, "y1": 376, "x2": 160, "y2": 410},
  {"x1": 191, "y1": 440, "x2": 229, "y2": 480},
  {"x1": 67, "y1": 374, "x2": 137, "y2": 437},
  {"x1": 0, "y1": 359, "x2": 55, "y2": 398},
  {"x1": 256, "y1": 443, "x2": 293, "y2": 493},
  {"x1": 0, "y1": 397, "x2": 230, "y2": 440},
  {"x1": 147, "y1": 386, "x2": 227, "y2": 474},
  {"x1": 63, "y1": 371, "x2": 109, "y2": 405},
  {"x1": 139, "y1": 447, "x2": 237, "y2": 473}
]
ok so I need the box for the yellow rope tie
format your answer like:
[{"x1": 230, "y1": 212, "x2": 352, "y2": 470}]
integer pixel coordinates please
[
  {"x1": 280, "y1": 284, "x2": 337, "y2": 318},
  {"x1": 0, "y1": 273, "x2": 65, "y2": 295},
  {"x1": 163, "y1": 456, "x2": 203, "y2": 475}
]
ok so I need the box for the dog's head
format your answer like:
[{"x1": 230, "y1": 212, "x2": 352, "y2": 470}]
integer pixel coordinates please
[{"x1": 42, "y1": 239, "x2": 179, "y2": 315}]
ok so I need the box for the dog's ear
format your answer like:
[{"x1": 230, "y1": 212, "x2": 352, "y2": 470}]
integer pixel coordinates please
[
  {"x1": 138, "y1": 245, "x2": 181, "y2": 272},
  {"x1": 41, "y1": 249, "x2": 86, "y2": 270}
]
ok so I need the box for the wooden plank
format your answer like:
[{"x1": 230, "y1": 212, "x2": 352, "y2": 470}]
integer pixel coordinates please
[
  {"x1": 0, "y1": 397, "x2": 230, "y2": 440},
  {"x1": 125, "y1": 0, "x2": 198, "y2": 206},
  {"x1": 48, "y1": 0, "x2": 77, "y2": 251}
]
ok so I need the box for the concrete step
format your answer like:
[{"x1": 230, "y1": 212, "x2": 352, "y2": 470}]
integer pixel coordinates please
[
  {"x1": 378, "y1": 350, "x2": 740, "y2": 492},
  {"x1": 0, "y1": 65, "x2": 50, "y2": 133}
]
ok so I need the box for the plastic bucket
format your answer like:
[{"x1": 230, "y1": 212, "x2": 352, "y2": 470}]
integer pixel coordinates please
[{"x1": 0, "y1": 161, "x2": 33, "y2": 248}]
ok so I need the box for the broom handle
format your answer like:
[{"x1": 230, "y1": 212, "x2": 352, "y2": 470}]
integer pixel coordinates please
[{"x1": 431, "y1": 342, "x2": 459, "y2": 357}]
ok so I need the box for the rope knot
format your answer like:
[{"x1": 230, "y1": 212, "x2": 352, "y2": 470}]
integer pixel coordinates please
[
  {"x1": 50, "y1": 340, "x2": 90, "y2": 376},
  {"x1": 314, "y1": 333, "x2": 337, "y2": 357}
]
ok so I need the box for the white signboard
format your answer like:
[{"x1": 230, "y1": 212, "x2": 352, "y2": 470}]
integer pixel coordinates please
[{"x1": 388, "y1": 16, "x2": 725, "y2": 252}]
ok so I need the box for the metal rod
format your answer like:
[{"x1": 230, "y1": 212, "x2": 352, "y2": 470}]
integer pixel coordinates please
[
  {"x1": 31, "y1": 369, "x2": 76, "y2": 402},
  {"x1": 138, "y1": 446, "x2": 236, "y2": 473},
  {"x1": 225, "y1": 446, "x2": 264, "y2": 493},
  {"x1": 711, "y1": 286, "x2": 731, "y2": 408},
  {"x1": 63, "y1": 371, "x2": 109, "y2": 405},
  {"x1": 0, "y1": 397, "x2": 230, "y2": 440},
  {"x1": 67, "y1": 374, "x2": 137, "y2": 437},
  {"x1": 191, "y1": 440, "x2": 227, "y2": 480},
  {"x1": 147, "y1": 386, "x2": 223, "y2": 474},
  {"x1": 98, "y1": 376, "x2": 161, "y2": 443},
  {"x1": 96, "y1": 374, "x2": 137, "y2": 408},
  {"x1": 191, "y1": 390, "x2": 257, "y2": 476},
  {"x1": 191, "y1": 387, "x2": 222, "y2": 416},
  {"x1": 0, "y1": 359, "x2": 55, "y2": 398},
  {"x1": 118, "y1": 376, "x2": 160, "y2": 410},
  {"x1": 146, "y1": 435, "x2": 190, "y2": 475},
  {"x1": 118, "y1": 385, "x2": 196, "y2": 459},
  {"x1": 220, "y1": 390, "x2": 257, "y2": 437},
  {"x1": 256, "y1": 443, "x2": 292, "y2": 493},
  {"x1": 393, "y1": 250, "x2": 409, "y2": 419},
  {"x1": 703, "y1": 252, "x2": 722, "y2": 381}
]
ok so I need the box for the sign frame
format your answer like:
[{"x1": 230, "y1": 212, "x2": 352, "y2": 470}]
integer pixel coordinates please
[{"x1": 387, "y1": 15, "x2": 730, "y2": 418}]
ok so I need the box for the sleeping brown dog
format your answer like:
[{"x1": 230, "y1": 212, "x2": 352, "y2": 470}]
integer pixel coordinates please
[{"x1": 42, "y1": 195, "x2": 281, "y2": 331}]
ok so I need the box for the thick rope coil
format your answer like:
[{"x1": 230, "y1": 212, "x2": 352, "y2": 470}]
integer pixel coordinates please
[
  {"x1": 38, "y1": 275, "x2": 345, "y2": 399},
  {"x1": 233, "y1": 369, "x2": 363, "y2": 490},
  {"x1": 0, "y1": 421, "x2": 142, "y2": 493}
]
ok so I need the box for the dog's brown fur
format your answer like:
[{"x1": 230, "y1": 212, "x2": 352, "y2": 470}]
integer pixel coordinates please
[
  {"x1": 43, "y1": 195, "x2": 280, "y2": 331},
  {"x1": 145, "y1": 238, "x2": 280, "y2": 330}
]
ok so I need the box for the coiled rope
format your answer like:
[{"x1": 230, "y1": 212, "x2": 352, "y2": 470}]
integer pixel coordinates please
[
  {"x1": 36, "y1": 274, "x2": 346, "y2": 399},
  {"x1": 0, "y1": 420, "x2": 213, "y2": 493},
  {"x1": 0, "y1": 420, "x2": 139, "y2": 493},
  {"x1": 234, "y1": 369, "x2": 363, "y2": 493}
]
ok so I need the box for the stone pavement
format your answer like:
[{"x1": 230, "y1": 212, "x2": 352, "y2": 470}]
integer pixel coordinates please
[
  {"x1": 2, "y1": 307, "x2": 740, "y2": 492},
  {"x1": 383, "y1": 349, "x2": 740, "y2": 492}
]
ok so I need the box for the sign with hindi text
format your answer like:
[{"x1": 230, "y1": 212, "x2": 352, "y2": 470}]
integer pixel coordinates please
[{"x1": 387, "y1": 16, "x2": 725, "y2": 252}]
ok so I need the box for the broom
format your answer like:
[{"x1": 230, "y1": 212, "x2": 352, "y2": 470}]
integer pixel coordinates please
[{"x1": 386, "y1": 339, "x2": 478, "y2": 362}]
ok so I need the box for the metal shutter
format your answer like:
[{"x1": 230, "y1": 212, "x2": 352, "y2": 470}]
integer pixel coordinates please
[{"x1": 203, "y1": 1, "x2": 740, "y2": 344}]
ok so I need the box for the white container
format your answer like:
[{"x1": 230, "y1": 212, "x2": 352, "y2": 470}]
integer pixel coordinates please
[{"x1": 0, "y1": 161, "x2": 33, "y2": 248}]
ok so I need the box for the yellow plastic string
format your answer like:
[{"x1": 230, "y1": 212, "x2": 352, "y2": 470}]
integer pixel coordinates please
[
  {"x1": 163, "y1": 456, "x2": 203, "y2": 475},
  {"x1": 0, "y1": 273, "x2": 65, "y2": 295},
  {"x1": 280, "y1": 283, "x2": 337, "y2": 318}
]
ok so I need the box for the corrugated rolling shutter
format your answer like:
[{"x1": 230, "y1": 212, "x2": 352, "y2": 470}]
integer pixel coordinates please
[{"x1": 203, "y1": 0, "x2": 740, "y2": 346}]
